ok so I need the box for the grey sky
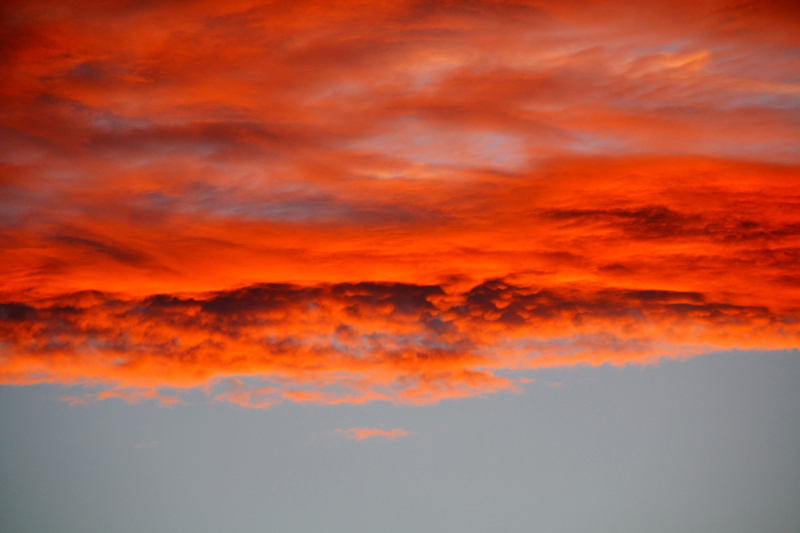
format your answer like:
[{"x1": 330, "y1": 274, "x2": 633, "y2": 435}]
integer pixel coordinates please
[{"x1": 2, "y1": 350, "x2": 798, "y2": 533}]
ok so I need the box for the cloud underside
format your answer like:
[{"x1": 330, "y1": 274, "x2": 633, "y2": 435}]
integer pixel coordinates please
[
  {"x1": 1, "y1": 0, "x2": 799, "y2": 405},
  {"x1": 1, "y1": 274, "x2": 797, "y2": 406}
]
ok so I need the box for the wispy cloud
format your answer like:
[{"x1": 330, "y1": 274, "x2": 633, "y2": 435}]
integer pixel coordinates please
[
  {"x1": 60, "y1": 396, "x2": 88, "y2": 406},
  {"x1": 336, "y1": 428, "x2": 413, "y2": 441}
]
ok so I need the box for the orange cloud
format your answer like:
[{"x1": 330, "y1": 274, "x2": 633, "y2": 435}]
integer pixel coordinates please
[
  {"x1": 337, "y1": 428, "x2": 413, "y2": 441},
  {"x1": 1, "y1": 274, "x2": 797, "y2": 405},
  {"x1": 0, "y1": 1, "x2": 798, "y2": 405}
]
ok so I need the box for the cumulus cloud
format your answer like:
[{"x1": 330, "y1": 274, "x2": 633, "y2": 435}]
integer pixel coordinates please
[{"x1": 1, "y1": 277, "x2": 797, "y2": 405}]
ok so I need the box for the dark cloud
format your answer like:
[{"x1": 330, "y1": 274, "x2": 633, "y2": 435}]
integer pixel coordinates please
[{"x1": 0, "y1": 303, "x2": 37, "y2": 321}]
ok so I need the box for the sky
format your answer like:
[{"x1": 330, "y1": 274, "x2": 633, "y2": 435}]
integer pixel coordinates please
[{"x1": 0, "y1": 0, "x2": 799, "y2": 531}]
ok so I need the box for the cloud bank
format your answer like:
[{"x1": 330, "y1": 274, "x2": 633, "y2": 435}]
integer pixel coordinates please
[
  {"x1": 0, "y1": 0, "x2": 798, "y2": 405},
  {"x1": 1, "y1": 275, "x2": 797, "y2": 405}
]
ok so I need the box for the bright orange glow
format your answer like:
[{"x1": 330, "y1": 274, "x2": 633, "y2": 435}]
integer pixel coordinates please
[{"x1": 1, "y1": 0, "x2": 798, "y2": 406}]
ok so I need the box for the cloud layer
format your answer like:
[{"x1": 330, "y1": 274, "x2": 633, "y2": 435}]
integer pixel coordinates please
[
  {"x1": 1, "y1": 0, "x2": 798, "y2": 405},
  {"x1": 2, "y1": 274, "x2": 797, "y2": 405}
]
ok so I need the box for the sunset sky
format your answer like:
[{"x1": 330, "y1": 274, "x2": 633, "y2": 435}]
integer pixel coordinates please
[{"x1": 1, "y1": 1, "x2": 799, "y2": 531}]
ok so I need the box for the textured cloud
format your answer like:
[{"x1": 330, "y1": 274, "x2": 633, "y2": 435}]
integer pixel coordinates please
[
  {"x1": 1, "y1": 277, "x2": 797, "y2": 405},
  {"x1": 1, "y1": 0, "x2": 798, "y2": 405}
]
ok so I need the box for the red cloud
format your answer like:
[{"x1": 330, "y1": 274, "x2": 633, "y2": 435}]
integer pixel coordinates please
[
  {"x1": 1, "y1": 275, "x2": 797, "y2": 406},
  {"x1": 1, "y1": 1, "x2": 798, "y2": 406}
]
